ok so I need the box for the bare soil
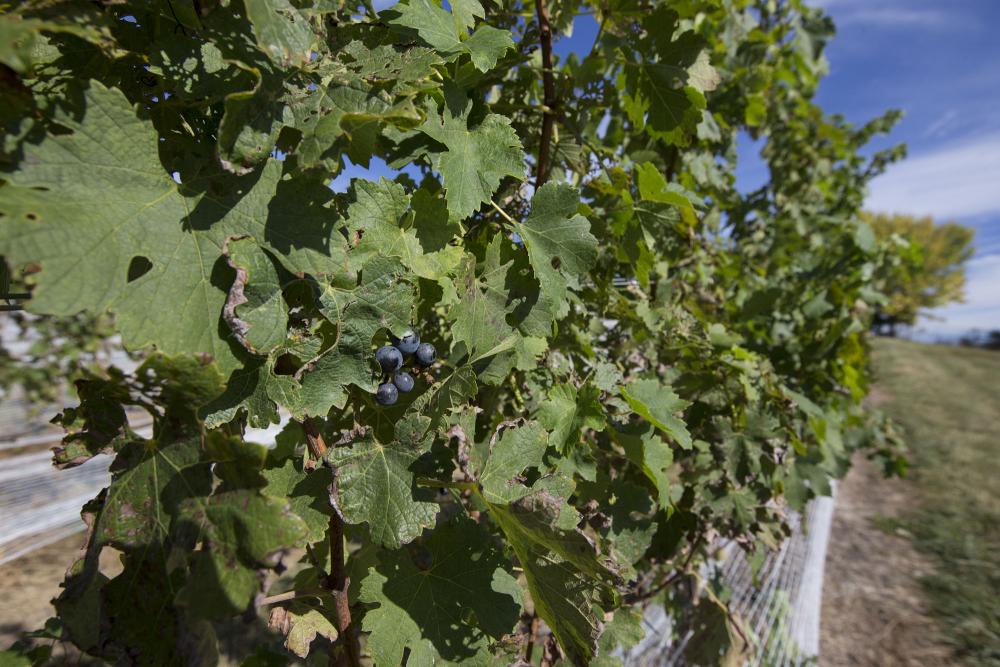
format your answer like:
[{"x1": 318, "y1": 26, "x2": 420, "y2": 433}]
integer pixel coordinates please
[
  {"x1": 820, "y1": 453, "x2": 955, "y2": 667},
  {"x1": 0, "y1": 534, "x2": 81, "y2": 645}
]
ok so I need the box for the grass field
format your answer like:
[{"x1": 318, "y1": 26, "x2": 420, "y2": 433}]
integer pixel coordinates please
[{"x1": 871, "y1": 338, "x2": 1000, "y2": 665}]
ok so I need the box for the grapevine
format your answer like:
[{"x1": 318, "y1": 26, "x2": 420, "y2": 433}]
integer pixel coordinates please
[{"x1": 0, "y1": 0, "x2": 906, "y2": 664}]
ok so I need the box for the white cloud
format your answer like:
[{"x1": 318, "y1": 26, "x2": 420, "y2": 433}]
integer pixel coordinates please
[
  {"x1": 835, "y1": 8, "x2": 953, "y2": 28},
  {"x1": 922, "y1": 109, "x2": 960, "y2": 139},
  {"x1": 866, "y1": 132, "x2": 1000, "y2": 220},
  {"x1": 810, "y1": 0, "x2": 956, "y2": 27}
]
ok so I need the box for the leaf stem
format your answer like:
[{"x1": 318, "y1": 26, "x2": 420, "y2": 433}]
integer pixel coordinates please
[
  {"x1": 489, "y1": 200, "x2": 517, "y2": 225},
  {"x1": 415, "y1": 476, "x2": 477, "y2": 491},
  {"x1": 260, "y1": 589, "x2": 328, "y2": 605}
]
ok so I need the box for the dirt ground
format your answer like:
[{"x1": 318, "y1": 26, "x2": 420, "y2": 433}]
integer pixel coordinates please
[
  {"x1": 820, "y1": 453, "x2": 955, "y2": 667},
  {"x1": 0, "y1": 533, "x2": 93, "y2": 649}
]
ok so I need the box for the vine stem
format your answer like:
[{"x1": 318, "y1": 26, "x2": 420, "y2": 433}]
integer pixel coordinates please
[
  {"x1": 625, "y1": 534, "x2": 704, "y2": 604},
  {"x1": 301, "y1": 418, "x2": 362, "y2": 667},
  {"x1": 534, "y1": 0, "x2": 557, "y2": 187},
  {"x1": 523, "y1": 612, "x2": 540, "y2": 662},
  {"x1": 489, "y1": 199, "x2": 516, "y2": 225}
]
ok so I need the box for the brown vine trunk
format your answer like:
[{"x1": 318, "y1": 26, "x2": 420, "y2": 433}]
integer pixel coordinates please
[
  {"x1": 535, "y1": 0, "x2": 557, "y2": 187},
  {"x1": 302, "y1": 419, "x2": 362, "y2": 667}
]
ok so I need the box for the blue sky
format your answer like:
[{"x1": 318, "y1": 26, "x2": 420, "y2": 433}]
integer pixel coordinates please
[
  {"x1": 354, "y1": 0, "x2": 1000, "y2": 338},
  {"x1": 749, "y1": 0, "x2": 1000, "y2": 338}
]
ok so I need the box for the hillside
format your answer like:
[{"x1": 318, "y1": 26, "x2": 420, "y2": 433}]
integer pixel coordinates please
[{"x1": 823, "y1": 339, "x2": 1000, "y2": 665}]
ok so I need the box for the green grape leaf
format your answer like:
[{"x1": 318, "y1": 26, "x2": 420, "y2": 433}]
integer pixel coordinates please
[
  {"x1": 389, "y1": 0, "x2": 514, "y2": 72},
  {"x1": 604, "y1": 480, "x2": 657, "y2": 570},
  {"x1": 614, "y1": 423, "x2": 674, "y2": 504},
  {"x1": 0, "y1": 14, "x2": 110, "y2": 73},
  {"x1": 359, "y1": 518, "x2": 522, "y2": 666},
  {"x1": 344, "y1": 179, "x2": 461, "y2": 280},
  {"x1": 450, "y1": 235, "x2": 517, "y2": 357},
  {"x1": 293, "y1": 82, "x2": 421, "y2": 173},
  {"x1": 339, "y1": 41, "x2": 445, "y2": 84},
  {"x1": 201, "y1": 358, "x2": 281, "y2": 428},
  {"x1": 462, "y1": 26, "x2": 517, "y2": 72},
  {"x1": 244, "y1": 0, "x2": 316, "y2": 68},
  {"x1": 449, "y1": 0, "x2": 485, "y2": 33},
  {"x1": 218, "y1": 68, "x2": 292, "y2": 173},
  {"x1": 400, "y1": 364, "x2": 479, "y2": 442},
  {"x1": 619, "y1": 7, "x2": 719, "y2": 144},
  {"x1": 177, "y1": 489, "x2": 309, "y2": 618},
  {"x1": 261, "y1": 458, "x2": 334, "y2": 544},
  {"x1": 620, "y1": 378, "x2": 693, "y2": 450},
  {"x1": 344, "y1": 178, "x2": 413, "y2": 270},
  {"x1": 487, "y1": 492, "x2": 621, "y2": 664},
  {"x1": 93, "y1": 433, "x2": 212, "y2": 550},
  {"x1": 325, "y1": 433, "x2": 438, "y2": 549},
  {"x1": 51, "y1": 376, "x2": 133, "y2": 468},
  {"x1": 592, "y1": 606, "x2": 646, "y2": 667},
  {"x1": 223, "y1": 237, "x2": 288, "y2": 355},
  {"x1": 472, "y1": 420, "x2": 548, "y2": 504},
  {"x1": 0, "y1": 82, "x2": 348, "y2": 374},
  {"x1": 515, "y1": 183, "x2": 598, "y2": 319},
  {"x1": 418, "y1": 90, "x2": 524, "y2": 219},
  {"x1": 538, "y1": 382, "x2": 606, "y2": 453}
]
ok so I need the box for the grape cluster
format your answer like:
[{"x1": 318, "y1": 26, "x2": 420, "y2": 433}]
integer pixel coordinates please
[{"x1": 374, "y1": 328, "x2": 436, "y2": 406}]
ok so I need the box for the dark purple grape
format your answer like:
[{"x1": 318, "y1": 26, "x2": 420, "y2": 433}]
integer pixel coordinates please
[
  {"x1": 376, "y1": 382, "x2": 398, "y2": 406},
  {"x1": 391, "y1": 329, "x2": 421, "y2": 355},
  {"x1": 375, "y1": 345, "x2": 403, "y2": 373},
  {"x1": 393, "y1": 371, "x2": 415, "y2": 393},
  {"x1": 415, "y1": 342, "x2": 436, "y2": 366}
]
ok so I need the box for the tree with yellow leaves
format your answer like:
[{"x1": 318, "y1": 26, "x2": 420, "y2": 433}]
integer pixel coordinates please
[{"x1": 865, "y1": 213, "x2": 975, "y2": 335}]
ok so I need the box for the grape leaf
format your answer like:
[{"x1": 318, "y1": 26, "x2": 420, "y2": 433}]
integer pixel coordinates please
[
  {"x1": 515, "y1": 183, "x2": 598, "y2": 319},
  {"x1": 218, "y1": 69, "x2": 292, "y2": 173},
  {"x1": 344, "y1": 179, "x2": 461, "y2": 280},
  {"x1": 472, "y1": 420, "x2": 548, "y2": 503},
  {"x1": 177, "y1": 489, "x2": 309, "y2": 618},
  {"x1": 591, "y1": 606, "x2": 646, "y2": 667},
  {"x1": 223, "y1": 237, "x2": 288, "y2": 355},
  {"x1": 245, "y1": 0, "x2": 315, "y2": 68},
  {"x1": 390, "y1": 0, "x2": 514, "y2": 72},
  {"x1": 325, "y1": 433, "x2": 438, "y2": 549},
  {"x1": 450, "y1": 235, "x2": 517, "y2": 357},
  {"x1": 487, "y1": 491, "x2": 621, "y2": 665},
  {"x1": 271, "y1": 605, "x2": 339, "y2": 658},
  {"x1": 202, "y1": 358, "x2": 281, "y2": 428},
  {"x1": 359, "y1": 518, "x2": 522, "y2": 666},
  {"x1": 0, "y1": 82, "x2": 348, "y2": 373},
  {"x1": 614, "y1": 422, "x2": 675, "y2": 503},
  {"x1": 604, "y1": 480, "x2": 657, "y2": 570},
  {"x1": 538, "y1": 382, "x2": 606, "y2": 453},
  {"x1": 293, "y1": 82, "x2": 420, "y2": 172},
  {"x1": 418, "y1": 89, "x2": 524, "y2": 219},
  {"x1": 449, "y1": 0, "x2": 485, "y2": 33},
  {"x1": 92, "y1": 432, "x2": 212, "y2": 550},
  {"x1": 339, "y1": 41, "x2": 444, "y2": 85},
  {"x1": 620, "y1": 378, "x2": 693, "y2": 449},
  {"x1": 261, "y1": 458, "x2": 334, "y2": 544},
  {"x1": 296, "y1": 256, "x2": 415, "y2": 416},
  {"x1": 619, "y1": 7, "x2": 719, "y2": 144}
]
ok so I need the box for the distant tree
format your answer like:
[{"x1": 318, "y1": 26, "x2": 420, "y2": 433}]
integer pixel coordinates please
[
  {"x1": 865, "y1": 213, "x2": 975, "y2": 336},
  {"x1": 959, "y1": 329, "x2": 1000, "y2": 350}
]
